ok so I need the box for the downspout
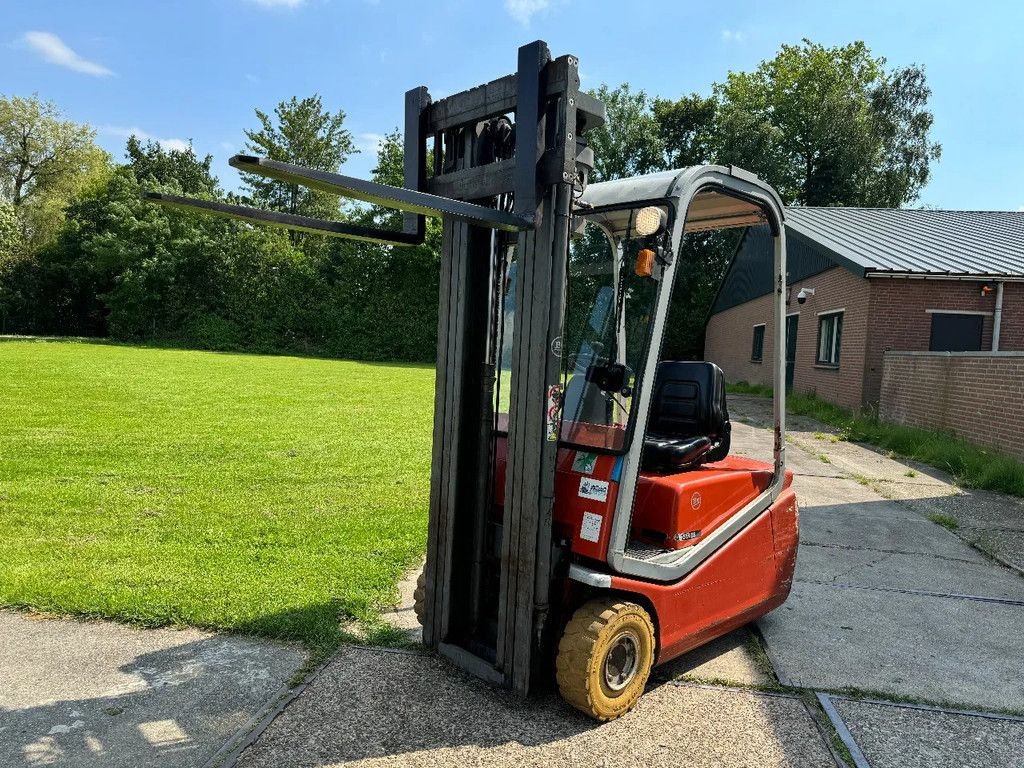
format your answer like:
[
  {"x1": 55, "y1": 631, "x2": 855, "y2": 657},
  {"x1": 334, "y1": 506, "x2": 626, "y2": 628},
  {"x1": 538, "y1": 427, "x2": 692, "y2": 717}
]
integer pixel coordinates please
[{"x1": 992, "y1": 281, "x2": 1004, "y2": 352}]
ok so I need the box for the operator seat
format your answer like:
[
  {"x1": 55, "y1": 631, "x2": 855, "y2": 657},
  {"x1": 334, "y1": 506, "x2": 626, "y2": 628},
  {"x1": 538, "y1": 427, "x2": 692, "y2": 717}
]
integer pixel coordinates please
[{"x1": 641, "y1": 361, "x2": 731, "y2": 472}]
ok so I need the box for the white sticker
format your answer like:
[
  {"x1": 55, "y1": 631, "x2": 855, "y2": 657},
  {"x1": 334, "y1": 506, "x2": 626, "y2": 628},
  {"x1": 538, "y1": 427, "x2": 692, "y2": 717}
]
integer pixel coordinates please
[
  {"x1": 579, "y1": 477, "x2": 609, "y2": 502},
  {"x1": 580, "y1": 511, "x2": 603, "y2": 543}
]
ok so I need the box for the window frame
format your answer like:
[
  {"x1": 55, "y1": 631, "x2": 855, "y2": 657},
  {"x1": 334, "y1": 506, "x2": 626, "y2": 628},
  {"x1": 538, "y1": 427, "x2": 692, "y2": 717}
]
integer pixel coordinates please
[
  {"x1": 750, "y1": 323, "x2": 765, "y2": 363},
  {"x1": 816, "y1": 310, "x2": 844, "y2": 367}
]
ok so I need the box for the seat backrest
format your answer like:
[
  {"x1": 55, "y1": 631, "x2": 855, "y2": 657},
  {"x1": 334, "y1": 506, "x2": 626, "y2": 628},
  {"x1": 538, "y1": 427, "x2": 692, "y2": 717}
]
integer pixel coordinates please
[{"x1": 647, "y1": 361, "x2": 729, "y2": 440}]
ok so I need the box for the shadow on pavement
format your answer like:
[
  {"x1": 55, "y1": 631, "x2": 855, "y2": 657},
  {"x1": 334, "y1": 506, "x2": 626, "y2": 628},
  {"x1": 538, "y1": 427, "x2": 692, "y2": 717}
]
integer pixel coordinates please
[
  {"x1": 0, "y1": 616, "x2": 304, "y2": 768},
  {"x1": 235, "y1": 640, "x2": 833, "y2": 768}
]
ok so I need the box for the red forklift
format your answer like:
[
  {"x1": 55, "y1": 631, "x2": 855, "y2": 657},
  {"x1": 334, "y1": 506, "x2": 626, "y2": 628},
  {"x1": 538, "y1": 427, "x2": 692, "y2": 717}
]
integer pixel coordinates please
[{"x1": 149, "y1": 40, "x2": 798, "y2": 721}]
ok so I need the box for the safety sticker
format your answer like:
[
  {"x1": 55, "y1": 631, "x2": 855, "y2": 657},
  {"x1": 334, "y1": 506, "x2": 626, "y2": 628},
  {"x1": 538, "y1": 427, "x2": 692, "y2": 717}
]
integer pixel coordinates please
[
  {"x1": 579, "y1": 477, "x2": 609, "y2": 502},
  {"x1": 546, "y1": 383, "x2": 561, "y2": 442},
  {"x1": 580, "y1": 511, "x2": 603, "y2": 543},
  {"x1": 572, "y1": 451, "x2": 598, "y2": 475}
]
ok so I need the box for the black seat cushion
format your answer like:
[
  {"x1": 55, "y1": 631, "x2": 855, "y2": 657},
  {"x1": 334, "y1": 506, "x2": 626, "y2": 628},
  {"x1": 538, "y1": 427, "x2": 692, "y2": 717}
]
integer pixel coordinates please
[{"x1": 641, "y1": 361, "x2": 731, "y2": 472}]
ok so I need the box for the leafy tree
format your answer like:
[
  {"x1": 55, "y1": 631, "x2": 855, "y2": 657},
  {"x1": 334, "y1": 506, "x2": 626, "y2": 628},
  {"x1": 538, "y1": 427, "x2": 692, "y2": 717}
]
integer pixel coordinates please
[
  {"x1": 241, "y1": 95, "x2": 356, "y2": 225},
  {"x1": 125, "y1": 136, "x2": 219, "y2": 197},
  {"x1": 651, "y1": 94, "x2": 718, "y2": 168},
  {"x1": 0, "y1": 94, "x2": 110, "y2": 246},
  {"x1": 714, "y1": 40, "x2": 941, "y2": 206},
  {"x1": 584, "y1": 84, "x2": 664, "y2": 181},
  {"x1": 0, "y1": 201, "x2": 22, "y2": 265}
]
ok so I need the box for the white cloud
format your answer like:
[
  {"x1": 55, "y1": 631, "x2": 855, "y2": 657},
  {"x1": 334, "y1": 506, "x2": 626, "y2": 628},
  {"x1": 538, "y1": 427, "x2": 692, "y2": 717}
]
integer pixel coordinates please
[
  {"x1": 356, "y1": 132, "x2": 387, "y2": 154},
  {"x1": 1016, "y1": 205, "x2": 1024, "y2": 212},
  {"x1": 22, "y1": 31, "x2": 113, "y2": 76},
  {"x1": 102, "y1": 126, "x2": 191, "y2": 153},
  {"x1": 246, "y1": 0, "x2": 305, "y2": 7},
  {"x1": 720, "y1": 29, "x2": 746, "y2": 43},
  {"x1": 504, "y1": 0, "x2": 549, "y2": 26}
]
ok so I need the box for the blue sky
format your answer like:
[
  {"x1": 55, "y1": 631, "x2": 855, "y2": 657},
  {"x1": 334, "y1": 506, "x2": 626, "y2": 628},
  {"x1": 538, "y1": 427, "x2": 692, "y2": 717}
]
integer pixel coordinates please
[{"x1": 4, "y1": 0, "x2": 1023, "y2": 210}]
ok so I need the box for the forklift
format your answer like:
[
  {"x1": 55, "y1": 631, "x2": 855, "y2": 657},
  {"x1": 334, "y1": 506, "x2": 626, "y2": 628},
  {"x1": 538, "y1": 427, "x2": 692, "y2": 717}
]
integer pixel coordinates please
[{"x1": 148, "y1": 40, "x2": 798, "y2": 721}]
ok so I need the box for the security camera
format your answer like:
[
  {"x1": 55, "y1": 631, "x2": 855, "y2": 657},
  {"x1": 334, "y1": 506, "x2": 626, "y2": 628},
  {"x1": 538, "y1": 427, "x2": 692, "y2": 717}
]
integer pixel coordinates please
[{"x1": 796, "y1": 287, "x2": 815, "y2": 305}]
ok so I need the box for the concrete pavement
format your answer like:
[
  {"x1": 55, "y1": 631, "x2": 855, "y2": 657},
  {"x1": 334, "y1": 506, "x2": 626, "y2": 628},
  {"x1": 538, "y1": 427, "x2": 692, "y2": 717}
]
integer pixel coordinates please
[{"x1": 0, "y1": 612, "x2": 306, "y2": 767}]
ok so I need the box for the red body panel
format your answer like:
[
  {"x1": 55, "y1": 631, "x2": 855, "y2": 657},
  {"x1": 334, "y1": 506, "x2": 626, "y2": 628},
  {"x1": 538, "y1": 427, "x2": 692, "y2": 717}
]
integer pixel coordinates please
[
  {"x1": 631, "y1": 457, "x2": 774, "y2": 550},
  {"x1": 611, "y1": 484, "x2": 798, "y2": 664},
  {"x1": 492, "y1": 434, "x2": 799, "y2": 668}
]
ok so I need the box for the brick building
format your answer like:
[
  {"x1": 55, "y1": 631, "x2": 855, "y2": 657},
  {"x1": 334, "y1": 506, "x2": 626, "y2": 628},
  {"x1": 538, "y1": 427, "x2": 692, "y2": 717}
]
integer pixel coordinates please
[{"x1": 704, "y1": 208, "x2": 1024, "y2": 410}]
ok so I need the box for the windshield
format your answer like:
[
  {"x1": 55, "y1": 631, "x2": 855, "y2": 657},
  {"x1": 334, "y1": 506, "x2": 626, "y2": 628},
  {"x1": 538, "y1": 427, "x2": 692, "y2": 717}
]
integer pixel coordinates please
[{"x1": 559, "y1": 204, "x2": 670, "y2": 452}]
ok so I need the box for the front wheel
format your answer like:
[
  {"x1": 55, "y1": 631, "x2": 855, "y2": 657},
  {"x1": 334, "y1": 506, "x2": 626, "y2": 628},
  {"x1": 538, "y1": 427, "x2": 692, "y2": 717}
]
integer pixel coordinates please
[{"x1": 556, "y1": 599, "x2": 656, "y2": 721}]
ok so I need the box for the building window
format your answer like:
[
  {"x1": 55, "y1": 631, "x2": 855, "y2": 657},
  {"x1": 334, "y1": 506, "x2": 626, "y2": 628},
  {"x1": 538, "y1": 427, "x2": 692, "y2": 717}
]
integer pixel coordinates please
[
  {"x1": 816, "y1": 311, "x2": 843, "y2": 366},
  {"x1": 751, "y1": 324, "x2": 765, "y2": 362},
  {"x1": 929, "y1": 312, "x2": 984, "y2": 352}
]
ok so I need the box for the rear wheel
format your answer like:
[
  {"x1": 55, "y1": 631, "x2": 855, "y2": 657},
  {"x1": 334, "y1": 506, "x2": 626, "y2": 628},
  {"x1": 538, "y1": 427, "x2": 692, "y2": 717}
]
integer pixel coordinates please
[
  {"x1": 556, "y1": 599, "x2": 655, "y2": 721},
  {"x1": 413, "y1": 570, "x2": 426, "y2": 626}
]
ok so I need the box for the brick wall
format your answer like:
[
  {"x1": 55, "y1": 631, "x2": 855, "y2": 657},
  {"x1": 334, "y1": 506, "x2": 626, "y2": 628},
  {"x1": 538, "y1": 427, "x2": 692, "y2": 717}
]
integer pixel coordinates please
[
  {"x1": 879, "y1": 352, "x2": 1024, "y2": 461},
  {"x1": 788, "y1": 267, "x2": 871, "y2": 411},
  {"x1": 864, "y1": 279, "x2": 1022, "y2": 404},
  {"x1": 704, "y1": 266, "x2": 870, "y2": 411},
  {"x1": 703, "y1": 290, "x2": 776, "y2": 390}
]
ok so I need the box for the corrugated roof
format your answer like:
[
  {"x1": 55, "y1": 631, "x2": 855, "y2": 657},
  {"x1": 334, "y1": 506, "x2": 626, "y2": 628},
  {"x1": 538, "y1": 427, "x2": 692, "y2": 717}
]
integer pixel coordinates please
[{"x1": 784, "y1": 207, "x2": 1024, "y2": 277}]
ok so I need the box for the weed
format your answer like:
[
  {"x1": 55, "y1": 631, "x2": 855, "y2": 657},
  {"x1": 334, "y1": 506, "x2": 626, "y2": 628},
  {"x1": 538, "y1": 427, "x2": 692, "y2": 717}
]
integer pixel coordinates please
[{"x1": 928, "y1": 513, "x2": 959, "y2": 531}]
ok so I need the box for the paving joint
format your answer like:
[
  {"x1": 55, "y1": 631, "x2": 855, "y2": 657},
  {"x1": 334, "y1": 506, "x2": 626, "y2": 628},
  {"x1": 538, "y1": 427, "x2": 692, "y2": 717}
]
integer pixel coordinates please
[
  {"x1": 816, "y1": 692, "x2": 872, "y2": 768},
  {"x1": 214, "y1": 653, "x2": 335, "y2": 768},
  {"x1": 797, "y1": 578, "x2": 1024, "y2": 606},
  {"x1": 827, "y1": 693, "x2": 1024, "y2": 723},
  {"x1": 800, "y1": 540, "x2": 986, "y2": 565}
]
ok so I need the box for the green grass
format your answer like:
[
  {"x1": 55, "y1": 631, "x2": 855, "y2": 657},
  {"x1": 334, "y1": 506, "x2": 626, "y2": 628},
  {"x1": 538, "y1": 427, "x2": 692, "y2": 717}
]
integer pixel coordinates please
[
  {"x1": 0, "y1": 339, "x2": 434, "y2": 658},
  {"x1": 729, "y1": 384, "x2": 1024, "y2": 497},
  {"x1": 928, "y1": 513, "x2": 960, "y2": 531},
  {"x1": 726, "y1": 380, "x2": 774, "y2": 397}
]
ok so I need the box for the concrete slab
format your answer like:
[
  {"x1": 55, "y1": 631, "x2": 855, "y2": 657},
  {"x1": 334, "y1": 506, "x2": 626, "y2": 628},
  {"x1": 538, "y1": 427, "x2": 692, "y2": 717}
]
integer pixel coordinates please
[
  {"x1": 657, "y1": 627, "x2": 775, "y2": 687},
  {"x1": 798, "y1": 498, "x2": 990, "y2": 562},
  {"x1": 380, "y1": 564, "x2": 423, "y2": 641},
  {"x1": 237, "y1": 646, "x2": 835, "y2": 768},
  {"x1": 795, "y1": 543, "x2": 1024, "y2": 600},
  {"x1": 0, "y1": 611, "x2": 306, "y2": 768},
  {"x1": 759, "y1": 582, "x2": 1024, "y2": 710},
  {"x1": 832, "y1": 697, "x2": 1024, "y2": 768}
]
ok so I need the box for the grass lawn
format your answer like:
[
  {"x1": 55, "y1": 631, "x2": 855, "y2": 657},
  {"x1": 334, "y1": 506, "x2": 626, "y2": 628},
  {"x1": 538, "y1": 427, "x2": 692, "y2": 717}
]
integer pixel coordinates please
[
  {"x1": 0, "y1": 338, "x2": 434, "y2": 657},
  {"x1": 728, "y1": 381, "x2": 1024, "y2": 497}
]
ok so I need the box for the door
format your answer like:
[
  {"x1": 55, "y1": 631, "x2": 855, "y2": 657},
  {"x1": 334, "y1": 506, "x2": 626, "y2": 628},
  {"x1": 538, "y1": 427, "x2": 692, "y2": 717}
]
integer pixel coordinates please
[{"x1": 785, "y1": 314, "x2": 799, "y2": 391}]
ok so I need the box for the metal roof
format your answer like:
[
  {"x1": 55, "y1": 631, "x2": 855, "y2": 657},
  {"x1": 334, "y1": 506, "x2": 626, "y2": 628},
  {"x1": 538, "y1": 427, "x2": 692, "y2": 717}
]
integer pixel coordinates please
[{"x1": 784, "y1": 207, "x2": 1024, "y2": 278}]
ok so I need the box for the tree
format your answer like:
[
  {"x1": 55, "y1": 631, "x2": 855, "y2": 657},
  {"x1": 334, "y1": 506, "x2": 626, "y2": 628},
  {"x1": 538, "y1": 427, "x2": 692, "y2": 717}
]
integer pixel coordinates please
[
  {"x1": 0, "y1": 95, "x2": 110, "y2": 246},
  {"x1": 125, "y1": 136, "x2": 219, "y2": 197},
  {"x1": 584, "y1": 84, "x2": 664, "y2": 181},
  {"x1": 241, "y1": 95, "x2": 356, "y2": 225},
  {"x1": 651, "y1": 94, "x2": 718, "y2": 168},
  {"x1": 714, "y1": 40, "x2": 941, "y2": 207}
]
